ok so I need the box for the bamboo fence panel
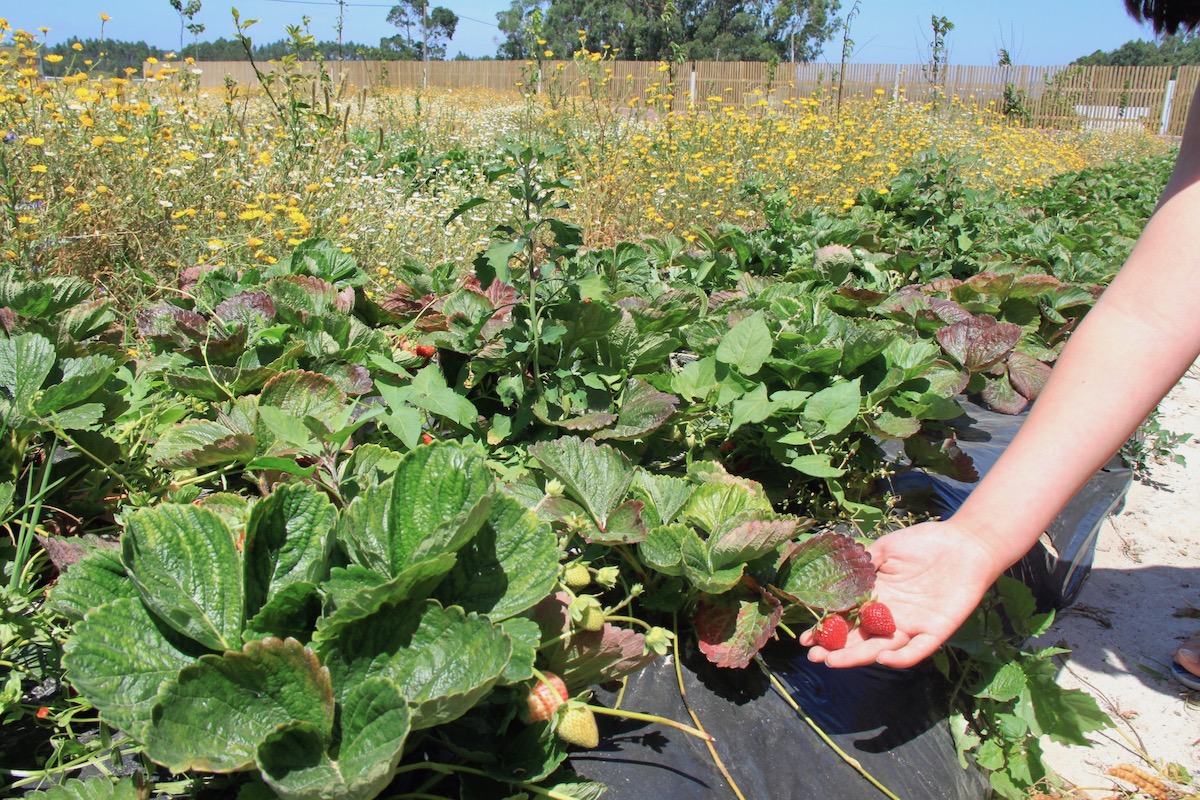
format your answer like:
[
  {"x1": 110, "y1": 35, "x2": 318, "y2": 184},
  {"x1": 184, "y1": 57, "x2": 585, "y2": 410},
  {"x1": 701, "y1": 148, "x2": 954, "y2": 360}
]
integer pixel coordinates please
[{"x1": 186, "y1": 59, "x2": 1197, "y2": 134}]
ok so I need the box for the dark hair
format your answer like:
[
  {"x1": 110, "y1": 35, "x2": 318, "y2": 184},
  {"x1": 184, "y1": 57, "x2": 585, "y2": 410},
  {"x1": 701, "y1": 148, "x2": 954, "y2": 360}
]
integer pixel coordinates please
[{"x1": 1124, "y1": 1, "x2": 1200, "y2": 34}]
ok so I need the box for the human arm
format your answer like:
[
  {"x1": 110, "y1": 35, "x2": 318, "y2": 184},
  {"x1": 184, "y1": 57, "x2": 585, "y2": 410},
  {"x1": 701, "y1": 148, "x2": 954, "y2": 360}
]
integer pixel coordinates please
[{"x1": 806, "y1": 83, "x2": 1200, "y2": 669}]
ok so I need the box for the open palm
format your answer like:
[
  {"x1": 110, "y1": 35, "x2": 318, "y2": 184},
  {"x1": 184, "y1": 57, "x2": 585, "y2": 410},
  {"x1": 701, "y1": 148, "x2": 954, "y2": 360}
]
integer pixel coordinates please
[{"x1": 802, "y1": 520, "x2": 1003, "y2": 668}]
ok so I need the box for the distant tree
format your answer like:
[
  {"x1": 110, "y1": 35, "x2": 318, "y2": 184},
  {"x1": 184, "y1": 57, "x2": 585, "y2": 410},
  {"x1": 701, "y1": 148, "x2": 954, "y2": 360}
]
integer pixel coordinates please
[
  {"x1": 772, "y1": 0, "x2": 840, "y2": 62},
  {"x1": 495, "y1": 0, "x2": 544, "y2": 59},
  {"x1": 168, "y1": 0, "x2": 203, "y2": 53},
  {"x1": 1073, "y1": 32, "x2": 1200, "y2": 69},
  {"x1": 494, "y1": 0, "x2": 840, "y2": 61},
  {"x1": 41, "y1": 38, "x2": 167, "y2": 76},
  {"x1": 382, "y1": 1, "x2": 459, "y2": 60}
]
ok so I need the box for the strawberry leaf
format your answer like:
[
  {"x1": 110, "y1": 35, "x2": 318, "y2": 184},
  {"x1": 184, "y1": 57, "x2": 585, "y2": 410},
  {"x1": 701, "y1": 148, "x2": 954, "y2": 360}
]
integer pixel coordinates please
[
  {"x1": 1007, "y1": 351, "x2": 1052, "y2": 400},
  {"x1": 775, "y1": 532, "x2": 875, "y2": 612},
  {"x1": 583, "y1": 500, "x2": 647, "y2": 545},
  {"x1": 593, "y1": 378, "x2": 678, "y2": 441},
  {"x1": 530, "y1": 592, "x2": 654, "y2": 690},
  {"x1": 935, "y1": 316, "x2": 1022, "y2": 372},
  {"x1": 694, "y1": 585, "x2": 783, "y2": 668},
  {"x1": 144, "y1": 637, "x2": 335, "y2": 774},
  {"x1": 529, "y1": 436, "x2": 634, "y2": 530},
  {"x1": 708, "y1": 516, "x2": 804, "y2": 570},
  {"x1": 981, "y1": 374, "x2": 1029, "y2": 415}
]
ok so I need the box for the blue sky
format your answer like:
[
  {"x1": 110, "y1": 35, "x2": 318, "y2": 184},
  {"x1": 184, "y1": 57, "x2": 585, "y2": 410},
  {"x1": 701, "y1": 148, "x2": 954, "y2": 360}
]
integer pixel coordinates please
[{"x1": 5, "y1": 1, "x2": 1163, "y2": 65}]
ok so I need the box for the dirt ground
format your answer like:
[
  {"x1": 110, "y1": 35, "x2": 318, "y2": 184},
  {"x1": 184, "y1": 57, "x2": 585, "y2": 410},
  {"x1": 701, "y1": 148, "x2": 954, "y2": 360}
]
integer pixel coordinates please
[{"x1": 1038, "y1": 368, "x2": 1200, "y2": 798}]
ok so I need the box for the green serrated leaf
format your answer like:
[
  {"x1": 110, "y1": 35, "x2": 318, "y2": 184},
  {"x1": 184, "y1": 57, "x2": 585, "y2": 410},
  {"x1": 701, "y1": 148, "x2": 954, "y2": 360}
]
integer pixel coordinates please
[
  {"x1": 151, "y1": 421, "x2": 256, "y2": 469},
  {"x1": 258, "y1": 677, "x2": 411, "y2": 800},
  {"x1": 63, "y1": 597, "x2": 197, "y2": 739},
  {"x1": 437, "y1": 494, "x2": 558, "y2": 621},
  {"x1": 34, "y1": 355, "x2": 116, "y2": 415},
  {"x1": 639, "y1": 524, "x2": 688, "y2": 576},
  {"x1": 974, "y1": 661, "x2": 1026, "y2": 702},
  {"x1": 528, "y1": 436, "x2": 633, "y2": 529},
  {"x1": 122, "y1": 504, "x2": 244, "y2": 652},
  {"x1": 336, "y1": 441, "x2": 494, "y2": 578},
  {"x1": 632, "y1": 471, "x2": 694, "y2": 527},
  {"x1": 0, "y1": 332, "x2": 54, "y2": 412},
  {"x1": 145, "y1": 637, "x2": 335, "y2": 774},
  {"x1": 243, "y1": 483, "x2": 336, "y2": 620},
  {"x1": 681, "y1": 482, "x2": 772, "y2": 535},
  {"x1": 499, "y1": 616, "x2": 541, "y2": 684},
  {"x1": 51, "y1": 547, "x2": 137, "y2": 621},
  {"x1": 314, "y1": 555, "x2": 458, "y2": 646}
]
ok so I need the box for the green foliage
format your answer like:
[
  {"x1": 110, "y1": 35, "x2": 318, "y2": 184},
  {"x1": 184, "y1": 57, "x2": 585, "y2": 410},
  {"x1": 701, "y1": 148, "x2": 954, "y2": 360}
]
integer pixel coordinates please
[
  {"x1": 496, "y1": 0, "x2": 841, "y2": 61},
  {"x1": 1073, "y1": 31, "x2": 1200, "y2": 69},
  {"x1": 1, "y1": 147, "x2": 1178, "y2": 797},
  {"x1": 936, "y1": 578, "x2": 1112, "y2": 799}
]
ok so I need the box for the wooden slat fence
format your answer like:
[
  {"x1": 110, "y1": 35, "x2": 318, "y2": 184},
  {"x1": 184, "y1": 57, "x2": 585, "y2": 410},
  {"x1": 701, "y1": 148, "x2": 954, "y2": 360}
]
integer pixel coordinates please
[{"x1": 181, "y1": 59, "x2": 1199, "y2": 135}]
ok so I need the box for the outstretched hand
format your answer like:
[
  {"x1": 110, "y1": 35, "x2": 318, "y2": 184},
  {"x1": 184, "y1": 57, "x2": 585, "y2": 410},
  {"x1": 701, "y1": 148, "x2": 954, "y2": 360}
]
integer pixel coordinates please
[{"x1": 801, "y1": 520, "x2": 1005, "y2": 668}]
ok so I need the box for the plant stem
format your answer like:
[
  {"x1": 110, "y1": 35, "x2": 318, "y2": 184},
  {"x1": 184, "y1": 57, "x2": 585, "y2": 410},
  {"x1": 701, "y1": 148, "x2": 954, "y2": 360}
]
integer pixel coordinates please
[
  {"x1": 673, "y1": 613, "x2": 747, "y2": 800},
  {"x1": 756, "y1": 656, "x2": 902, "y2": 800},
  {"x1": 585, "y1": 703, "x2": 714, "y2": 742}
]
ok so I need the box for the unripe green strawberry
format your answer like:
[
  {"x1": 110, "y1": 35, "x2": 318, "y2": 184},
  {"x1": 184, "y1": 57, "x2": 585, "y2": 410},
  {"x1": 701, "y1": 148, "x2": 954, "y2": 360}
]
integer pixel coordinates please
[
  {"x1": 579, "y1": 604, "x2": 605, "y2": 632},
  {"x1": 556, "y1": 703, "x2": 599, "y2": 749},
  {"x1": 563, "y1": 562, "x2": 591, "y2": 590},
  {"x1": 571, "y1": 595, "x2": 606, "y2": 632}
]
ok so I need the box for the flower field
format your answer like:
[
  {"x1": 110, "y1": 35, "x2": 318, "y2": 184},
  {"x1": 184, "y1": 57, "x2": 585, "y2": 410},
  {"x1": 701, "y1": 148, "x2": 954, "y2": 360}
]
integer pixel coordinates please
[
  {"x1": 1, "y1": 18, "x2": 1193, "y2": 800},
  {"x1": 0, "y1": 26, "x2": 1171, "y2": 299}
]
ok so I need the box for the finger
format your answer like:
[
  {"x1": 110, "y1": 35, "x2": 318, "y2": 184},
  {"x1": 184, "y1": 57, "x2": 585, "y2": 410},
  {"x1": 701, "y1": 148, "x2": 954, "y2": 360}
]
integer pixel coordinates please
[
  {"x1": 874, "y1": 632, "x2": 942, "y2": 668},
  {"x1": 822, "y1": 632, "x2": 910, "y2": 669}
]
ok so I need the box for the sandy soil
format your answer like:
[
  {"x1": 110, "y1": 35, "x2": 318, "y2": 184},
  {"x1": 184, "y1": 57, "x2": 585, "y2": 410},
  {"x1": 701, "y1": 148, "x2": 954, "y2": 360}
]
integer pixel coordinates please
[{"x1": 1039, "y1": 368, "x2": 1200, "y2": 798}]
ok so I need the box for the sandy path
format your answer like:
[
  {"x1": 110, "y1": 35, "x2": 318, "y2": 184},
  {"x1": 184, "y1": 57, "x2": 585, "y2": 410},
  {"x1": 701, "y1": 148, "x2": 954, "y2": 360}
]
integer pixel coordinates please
[{"x1": 1039, "y1": 368, "x2": 1200, "y2": 797}]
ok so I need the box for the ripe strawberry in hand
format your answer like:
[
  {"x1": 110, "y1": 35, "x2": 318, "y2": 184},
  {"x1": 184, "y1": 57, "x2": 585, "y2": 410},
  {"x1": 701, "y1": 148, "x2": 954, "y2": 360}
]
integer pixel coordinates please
[
  {"x1": 858, "y1": 601, "x2": 896, "y2": 636},
  {"x1": 814, "y1": 614, "x2": 850, "y2": 650}
]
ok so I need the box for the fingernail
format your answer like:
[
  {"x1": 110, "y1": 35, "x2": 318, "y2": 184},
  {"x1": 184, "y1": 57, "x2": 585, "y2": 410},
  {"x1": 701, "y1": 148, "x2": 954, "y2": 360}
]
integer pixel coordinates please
[{"x1": 1179, "y1": 648, "x2": 1199, "y2": 665}]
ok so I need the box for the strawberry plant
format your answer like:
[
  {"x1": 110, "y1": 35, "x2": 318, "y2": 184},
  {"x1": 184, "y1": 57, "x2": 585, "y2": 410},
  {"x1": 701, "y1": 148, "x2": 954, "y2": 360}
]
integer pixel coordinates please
[{"x1": 3, "y1": 147, "x2": 1176, "y2": 796}]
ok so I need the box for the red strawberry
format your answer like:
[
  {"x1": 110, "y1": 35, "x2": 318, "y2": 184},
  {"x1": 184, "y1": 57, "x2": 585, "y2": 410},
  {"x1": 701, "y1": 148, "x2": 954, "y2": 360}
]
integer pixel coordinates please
[
  {"x1": 814, "y1": 614, "x2": 849, "y2": 650},
  {"x1": 421, "y1": 433, "x2": 434, "y2": 445},
  {"x1": 859, "y1": 601, "x2": 895, "y2": 636},
  {"x1": 414, "y1": 344, "x2": 436, "y2": 359}
]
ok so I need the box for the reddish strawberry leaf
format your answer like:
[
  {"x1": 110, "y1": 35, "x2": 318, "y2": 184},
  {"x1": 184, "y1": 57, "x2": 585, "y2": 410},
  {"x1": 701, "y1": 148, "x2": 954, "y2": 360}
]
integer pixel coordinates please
[
  {"x1": 584, "y1": 500, "x2": 647, "y2": 546},
  {"x1": 594, "y1": 379, "x2": 679, "y2": 441},
  {"x1": 529, "y1": 593, "x2": 654, "y2": 690},
  {"x1": 694, "y1": 585, "x2": 783, "y2": 669},
  {"x1": 213, "y1": 291, "x2": 276, "y2": 328},
  {"x1": 1007, "y1": 351, "x2": 1052, "y2": 400},
  {"x1": 981, "y1": 374, "x2": 1029, "y2": 415},
  {"x1": 708, "y1": 516, "x2": 804, "y2": 570},
  {"x1": 1009, "y1": 274, "x2": 1063, "y2": 299},
  {"x1": 774, "y1": 532, "x2": 875, "y2": 612},
  {"x1": 965, "y1": 271, "x2": 1014, "y2": 297},
  {"x1": 935, "y1": 315, "x2": 1021, "y2": 372}
]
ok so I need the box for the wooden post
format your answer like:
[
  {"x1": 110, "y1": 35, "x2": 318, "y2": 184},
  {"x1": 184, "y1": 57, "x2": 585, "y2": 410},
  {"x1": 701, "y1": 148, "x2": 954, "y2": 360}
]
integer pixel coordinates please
[{"x1": 1160, "y1": 78, "x2": 1176, "y2": 135}]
